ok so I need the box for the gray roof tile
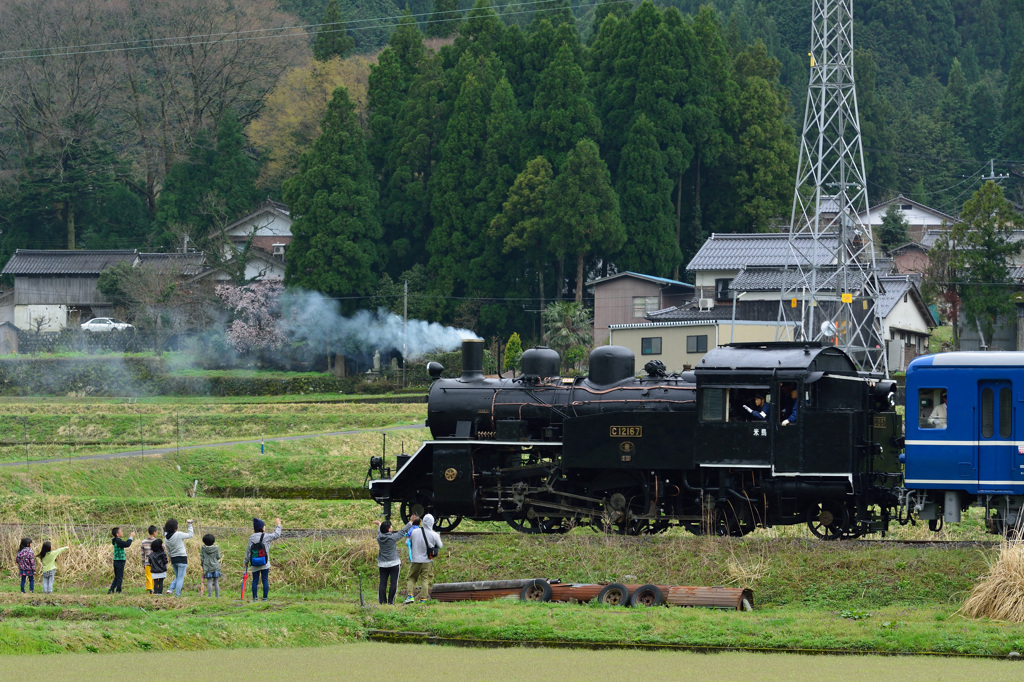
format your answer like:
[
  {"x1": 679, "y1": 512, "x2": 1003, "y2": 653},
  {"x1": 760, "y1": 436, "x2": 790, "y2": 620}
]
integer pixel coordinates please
[
  {"x1": 686, "y1": 233, "x2": 839, "y2": 271},
  {"x1": 729, "y1": 266, "x2": 869, "y2": 293},
  {"x1": 137, "y1": 253, "x2": 207, "y2": 276},
  {"x1": 2, "y1": 249, "x2": 138, "y2": 276}
]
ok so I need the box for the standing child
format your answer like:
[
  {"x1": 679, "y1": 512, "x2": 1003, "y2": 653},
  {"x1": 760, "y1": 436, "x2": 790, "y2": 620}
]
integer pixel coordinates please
[
  {"x1": 16, "y1": 538, "x2": 35, "y2": 594},
  {"x1": 109, "y1": 527, "x2": 134, "y2": 594},
  {"x1": 200, "y1": 534, "x2": 222, "y2": 598},
  {"x1": 244, "y1": 517, "x2": 282, "y2": 602},
  {"x1": 141, "y1": 526, "x2": 157, "y2": 594},
  {"x1": 37, "y1": 542, "x2": 69, "y2": 594},
  {"x1": 148, "y1": 539, "x2": 168, "y2": 594}
]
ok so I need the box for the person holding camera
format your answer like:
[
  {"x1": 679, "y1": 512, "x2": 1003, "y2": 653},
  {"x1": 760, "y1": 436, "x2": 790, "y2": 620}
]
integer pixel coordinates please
[
  {"x1": 163, "y1": 518, "x2": 194, "y2": 597},
  {"x1": 403, "y1": 513, "x2": 443, "y2": 604}
]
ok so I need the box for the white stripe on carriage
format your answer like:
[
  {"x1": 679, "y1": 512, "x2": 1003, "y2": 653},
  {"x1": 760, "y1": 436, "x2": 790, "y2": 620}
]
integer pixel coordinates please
[{"x1": 906, "y1": 440, "x2": 1024, "y2": 447}]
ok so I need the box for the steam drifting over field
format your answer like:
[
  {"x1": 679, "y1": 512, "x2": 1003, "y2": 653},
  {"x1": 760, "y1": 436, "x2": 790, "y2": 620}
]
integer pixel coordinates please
[{"x1": 279, "y1": 289, "x2": 478, "y2": 359}]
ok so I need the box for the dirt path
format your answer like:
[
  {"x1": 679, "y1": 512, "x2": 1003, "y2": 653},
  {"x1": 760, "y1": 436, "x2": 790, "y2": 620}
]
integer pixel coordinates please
[{"x1": 0, "y1": 423, "x2": 424, "y2": 468}]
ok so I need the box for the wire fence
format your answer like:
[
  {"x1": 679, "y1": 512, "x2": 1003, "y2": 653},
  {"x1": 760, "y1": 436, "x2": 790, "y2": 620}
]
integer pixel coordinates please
[{"x1": 0, "y1": 402, "x2": 427, "y2": 465}]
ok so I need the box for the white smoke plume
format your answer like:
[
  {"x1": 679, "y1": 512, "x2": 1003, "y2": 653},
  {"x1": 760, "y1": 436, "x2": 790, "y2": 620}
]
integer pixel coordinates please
[{"x1": 280, "y1": 289, "x2": 478, "y2": 359}]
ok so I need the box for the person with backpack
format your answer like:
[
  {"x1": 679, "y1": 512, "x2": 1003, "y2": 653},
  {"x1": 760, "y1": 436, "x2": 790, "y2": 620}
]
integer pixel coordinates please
[
  {"x1": 244, "y1": 517, "x2": 282, "y2": 602},
  {"x1": 163, "y1": 518, "x2": 194, "y2": 597},
  {"x1": 403, "y1": 513, "x2": 442, "y2": 604}
]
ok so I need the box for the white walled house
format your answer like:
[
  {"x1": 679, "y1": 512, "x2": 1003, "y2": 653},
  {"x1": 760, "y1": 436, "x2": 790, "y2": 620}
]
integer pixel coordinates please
[
  {"x1": 199, "y1": 200, "x2": 291, "y2": 282},
  {"x1": 858, "y1": 195, "x2": 958, "y2": 244},
  {"x1": 874, "y1": 275, "x2": 936, "y2": 370}
]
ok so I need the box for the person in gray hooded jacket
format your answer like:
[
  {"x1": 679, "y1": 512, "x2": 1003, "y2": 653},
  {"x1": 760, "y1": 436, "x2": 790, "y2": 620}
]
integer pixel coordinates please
[
  {"x1": 244, "y1": 517, "x2": 282, "y2": 601},
  {"x1": 375, "y1": 517, "x2": 414, "y2": 604},
  {"x1": 403, "y1": 513, "x2": 443, "y2": 604}
]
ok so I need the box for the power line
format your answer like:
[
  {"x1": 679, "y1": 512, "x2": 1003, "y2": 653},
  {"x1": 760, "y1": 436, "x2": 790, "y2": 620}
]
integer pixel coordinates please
[{"x1": 0, "y1": 1, "x2": 629, "y2": 62}]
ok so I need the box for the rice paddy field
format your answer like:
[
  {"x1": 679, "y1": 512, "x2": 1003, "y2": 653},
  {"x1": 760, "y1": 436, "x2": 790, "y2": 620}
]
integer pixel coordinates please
[
  {"x1": 1, "y1": 395, "x2": 1023, "y2": 669},
  {"x1": 0, "y1": 644, "x2": 1020, "y2": 682}
]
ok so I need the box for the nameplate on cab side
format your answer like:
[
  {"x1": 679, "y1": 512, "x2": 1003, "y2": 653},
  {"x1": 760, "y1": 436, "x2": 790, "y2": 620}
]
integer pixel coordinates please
[{"x1": 610, "y1": 426, "x2": 642, "y2": 437}]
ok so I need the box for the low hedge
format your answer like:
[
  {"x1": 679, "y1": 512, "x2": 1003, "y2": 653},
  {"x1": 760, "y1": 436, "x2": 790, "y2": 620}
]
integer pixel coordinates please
[{"x1": 0, "y1": 357, "x2": 410, "y2": 396}]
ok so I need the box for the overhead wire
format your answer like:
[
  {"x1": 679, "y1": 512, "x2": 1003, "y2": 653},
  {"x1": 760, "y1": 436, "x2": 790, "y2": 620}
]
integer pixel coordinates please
[{"x1": 0, "y1": 1, "x2": 630, "y2": 62}]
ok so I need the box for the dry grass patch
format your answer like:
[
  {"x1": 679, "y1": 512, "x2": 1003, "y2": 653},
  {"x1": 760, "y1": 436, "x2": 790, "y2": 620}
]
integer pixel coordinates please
[{"x1": 959, "y1": 533, "x2": 1024, "y2": 621}]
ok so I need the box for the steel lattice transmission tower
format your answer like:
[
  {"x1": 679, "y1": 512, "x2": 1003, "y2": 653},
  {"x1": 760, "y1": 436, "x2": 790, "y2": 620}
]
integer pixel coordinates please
[{"x1": 778, "y1": 0, "x2": 888, "y2": 375}]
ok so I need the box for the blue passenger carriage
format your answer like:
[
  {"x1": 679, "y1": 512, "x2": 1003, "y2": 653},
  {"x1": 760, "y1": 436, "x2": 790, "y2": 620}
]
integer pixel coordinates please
[{"x1": 904, "y1": 352, "x2": 1024, "y2": 533}]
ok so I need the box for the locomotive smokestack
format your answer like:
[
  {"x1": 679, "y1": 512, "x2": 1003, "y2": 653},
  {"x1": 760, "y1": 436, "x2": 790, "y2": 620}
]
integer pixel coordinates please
[{"x1": 461, "y1": 338, "x2": 484, "y2": 381}]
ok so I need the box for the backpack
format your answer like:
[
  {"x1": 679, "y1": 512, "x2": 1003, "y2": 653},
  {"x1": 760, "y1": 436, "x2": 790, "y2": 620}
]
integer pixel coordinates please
[
  {"x1": 249, "y1": 532, "x2": 268, "y2": 567},
  {"x1": 421, "y1": 527, "x2": 438, "y2": 559}
]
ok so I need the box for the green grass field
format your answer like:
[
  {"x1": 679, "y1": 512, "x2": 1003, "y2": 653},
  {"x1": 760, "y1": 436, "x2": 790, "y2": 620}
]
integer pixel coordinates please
[
  {"x1": 1, "y1": 643, "x2": 1020, "y2": 681},
  {"x1": 0, "y1": 396, "x2": 1022, "y2": 661}
]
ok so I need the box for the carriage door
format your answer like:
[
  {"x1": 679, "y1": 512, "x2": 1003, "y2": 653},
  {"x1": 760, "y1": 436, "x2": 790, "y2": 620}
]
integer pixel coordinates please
[{"x1": 978, "y1": 382, "x2": 1014, "y2": 490}]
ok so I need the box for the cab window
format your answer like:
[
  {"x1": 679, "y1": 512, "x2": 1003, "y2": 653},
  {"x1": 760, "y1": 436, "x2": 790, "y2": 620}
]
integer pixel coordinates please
[{"x1": 701, "y1": 387, "x2": 771, "y2": 423}]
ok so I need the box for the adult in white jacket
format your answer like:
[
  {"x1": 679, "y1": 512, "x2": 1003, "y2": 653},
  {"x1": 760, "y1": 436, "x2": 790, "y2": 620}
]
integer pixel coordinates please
[
  {"x1": 163, "y1": 518, "x2": 194, "y2": 597},
  {"x1": 403, "y1": 513, "x2": 443, "y2": 604}
]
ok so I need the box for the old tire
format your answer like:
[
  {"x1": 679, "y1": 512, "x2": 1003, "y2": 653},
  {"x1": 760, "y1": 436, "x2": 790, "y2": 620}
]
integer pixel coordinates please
[
  {"x1": 596, "y1": 583, "x2": 632, "y2": 606},
  {"x1": 629, "y1": 584, "x2": 664, "y2": 607},
  {"x1": 519, "y1": 579, "x2": 553, "y2": 602}
]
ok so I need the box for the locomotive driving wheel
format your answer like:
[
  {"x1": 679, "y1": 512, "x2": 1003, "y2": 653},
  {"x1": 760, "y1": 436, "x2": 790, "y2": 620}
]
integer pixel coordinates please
[
  {"x1": 806, "y1": 501, "x2": 849, "y2": 540},
  {"x1": 399, "y1": 496, "x2": 427, "y2": 523},
  {"x1": 399, "y1": 492, "x2": 462, "y2": 531},
  {"x1": 433, "y1": 515, "x2": 463, "y2": 532},
  {"x1": 503, "y1": 509, "x2": 569, "y2": 534}
]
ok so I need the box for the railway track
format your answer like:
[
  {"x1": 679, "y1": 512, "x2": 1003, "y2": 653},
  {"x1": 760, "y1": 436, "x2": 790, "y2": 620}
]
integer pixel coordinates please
[
  {"x1": 0, "y1": 523, "x2": 999, "y2": 545},
  {"x1": 0, "y1": 523, "x2": 504, "y2": 539}
]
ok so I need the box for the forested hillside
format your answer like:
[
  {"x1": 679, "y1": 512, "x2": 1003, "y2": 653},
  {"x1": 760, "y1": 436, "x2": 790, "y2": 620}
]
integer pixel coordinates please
[{"x1": 1, "y1": 0, "x2": 1023, "y2": 342}]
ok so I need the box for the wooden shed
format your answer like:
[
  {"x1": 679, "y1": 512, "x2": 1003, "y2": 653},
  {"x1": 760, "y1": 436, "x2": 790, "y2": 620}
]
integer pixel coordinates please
[{"x1": 0, "y1": 249, "x2": 139, "y2": 331}]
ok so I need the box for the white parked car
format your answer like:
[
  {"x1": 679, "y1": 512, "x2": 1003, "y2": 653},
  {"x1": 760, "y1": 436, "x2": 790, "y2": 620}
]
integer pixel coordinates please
[{"x1": 80, "y1": 318, "x2": 133, "y2": 332}]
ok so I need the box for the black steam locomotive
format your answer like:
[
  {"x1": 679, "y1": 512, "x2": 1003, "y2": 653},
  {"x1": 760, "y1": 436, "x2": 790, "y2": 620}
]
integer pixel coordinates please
[{"x1": 368, "y1": 338, "x2": 903, "y2": 537}]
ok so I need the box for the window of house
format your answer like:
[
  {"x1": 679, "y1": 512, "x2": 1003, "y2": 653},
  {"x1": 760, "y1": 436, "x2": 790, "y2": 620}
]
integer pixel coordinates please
[
  {"x1": 900, "y1": 204, "x2": 913, "y2": 211},
  {"x1": 641, "y1": 337, "x2": 662, "y2": 355},
  {"x1": 632, "y1": 296, "x2": 660, "y2": 317},
  {"x1": 715, "y1": 278, "x2": 732, "y2": 301},
  {"x1": 686, "y1": 335, "x2": 708, "y2": 353}
]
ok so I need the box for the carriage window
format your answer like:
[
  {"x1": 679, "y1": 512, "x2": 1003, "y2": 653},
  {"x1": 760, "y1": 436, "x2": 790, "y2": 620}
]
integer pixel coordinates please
[
  {"x1": 1000, "y1": 388, "x2": 1012, "y2": 439},
  {"x1": 918, "y1": 388, "x2": 947, "y2": 429},
  {"x1": 701, "y1": 388, "x2": 728, "y2": 422},
  {"x1": 982, "y1": 388, "x2": 994, "y2": 438}
]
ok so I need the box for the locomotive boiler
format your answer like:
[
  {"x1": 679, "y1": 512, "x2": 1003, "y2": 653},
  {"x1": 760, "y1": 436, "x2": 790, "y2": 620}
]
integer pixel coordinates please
[{"x1": 368, "y1": 338, "x2": 905, "y2": 538}]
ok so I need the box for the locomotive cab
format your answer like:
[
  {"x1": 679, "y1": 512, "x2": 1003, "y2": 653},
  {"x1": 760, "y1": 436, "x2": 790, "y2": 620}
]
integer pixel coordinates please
[{"x1": 694, "y1": 342, "x2": 900, "y2": 538}]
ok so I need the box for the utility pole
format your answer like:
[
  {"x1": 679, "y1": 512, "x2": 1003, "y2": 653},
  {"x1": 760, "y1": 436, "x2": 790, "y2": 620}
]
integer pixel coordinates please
[
  {"x1": 403, "y1": 280, "x2": 408, "y2": 389},
  {"x1": 778, "y1": 0, "x2": 888, "y2": 375},
  {"x1": 982, "y1": 159, "x2": 1010, "y2": 183}
]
